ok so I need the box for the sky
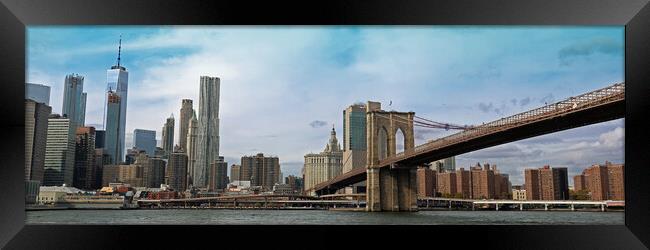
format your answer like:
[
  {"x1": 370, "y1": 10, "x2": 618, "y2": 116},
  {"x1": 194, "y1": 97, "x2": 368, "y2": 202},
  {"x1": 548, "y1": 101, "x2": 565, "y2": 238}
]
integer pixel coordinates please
[{"x1": 27, "y1": 26, "x2": 625, "y2": 186}]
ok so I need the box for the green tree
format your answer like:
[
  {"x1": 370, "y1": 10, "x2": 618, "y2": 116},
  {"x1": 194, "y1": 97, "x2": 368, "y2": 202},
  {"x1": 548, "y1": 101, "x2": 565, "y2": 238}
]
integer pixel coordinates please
[{"x1": 570, "y1": 189, "x2": 591, "y2": 200}]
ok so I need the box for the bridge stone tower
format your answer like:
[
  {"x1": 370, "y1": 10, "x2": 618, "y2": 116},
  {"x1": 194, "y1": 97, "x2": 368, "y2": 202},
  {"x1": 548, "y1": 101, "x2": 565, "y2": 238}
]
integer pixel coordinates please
[{"x1": 365, "y1": 101, "x2": 417, "y2": 212}]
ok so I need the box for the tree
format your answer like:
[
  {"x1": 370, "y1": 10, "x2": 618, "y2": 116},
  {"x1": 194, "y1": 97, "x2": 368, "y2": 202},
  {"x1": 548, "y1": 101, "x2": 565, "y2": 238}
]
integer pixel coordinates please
[{"x1": 570, "y1": 189, "x2": 591, "y2": 200}]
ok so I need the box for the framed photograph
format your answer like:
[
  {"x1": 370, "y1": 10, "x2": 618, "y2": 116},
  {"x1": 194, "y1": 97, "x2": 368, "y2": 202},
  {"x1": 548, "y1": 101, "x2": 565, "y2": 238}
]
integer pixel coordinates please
[{"x1": 1, "y1": 0, "x2": 648, "y2": 249}]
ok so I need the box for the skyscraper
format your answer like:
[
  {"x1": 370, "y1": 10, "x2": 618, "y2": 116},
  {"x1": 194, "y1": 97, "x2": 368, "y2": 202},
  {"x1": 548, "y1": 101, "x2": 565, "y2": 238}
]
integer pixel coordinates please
[
  {"x1": 74, "y1": 127, "x2": 96, "y2": 190},
  {"x1": 43, "y1": 114, "x2": 76, "y2": 186},
  {"x1": 186, "y1": 110, "x2": 198, "y2": 186},
  {"x1": 167, "y1": 148, "x2": 188, "y2": 191},
  {"x1": 95, "y1": 130, "x2": 106, "y2": 149},
  {"x1": 342, "y1": 103, "x2": 367, "y2": 173},
  {"x1": 431, "y1": 157, "x2": 456, "y2": 173},
  {"x1": 25, "y1": 99, "x2": 51, "y2": 182},
  {"x1": 104, "y1": 91, "x2": 123, "y2": 164},
  {"x1": 208, "y1": 156, "x2": 228, "y2": 191},
  {"x1": 242, "y1": 153, "x2": 281, "y2": 191},
  {"x1": 230, "y1": 164, "x2": 241, "y2": 182},
  {"x1": 26, "y1": 83, "x2": 51, "y2": 106},
  {"x1": 179, "y1": 99, "x2": 193, "y2": 151},
  {"x1": 162, "y1": 114, "x2": 175, "y2": 157},
  {"x1": 133, "y1": 129, "x2": 156, "y2": 156},
  {"x1": 62, "y1": 74, "x2": 87, "y2": 128},
  {"x1": 194, "y1": 76, "x2": 220, "y2": 188},
  {"x1": 104, "y1": 37, "x2": 129, "y2": 164}
]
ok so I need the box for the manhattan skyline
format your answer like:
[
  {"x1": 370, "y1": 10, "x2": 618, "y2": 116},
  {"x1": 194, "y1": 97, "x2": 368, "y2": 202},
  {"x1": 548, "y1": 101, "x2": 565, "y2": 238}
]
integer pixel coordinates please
[{"x1": 27, "y1": 26, "x2": 624, "y2": 185}]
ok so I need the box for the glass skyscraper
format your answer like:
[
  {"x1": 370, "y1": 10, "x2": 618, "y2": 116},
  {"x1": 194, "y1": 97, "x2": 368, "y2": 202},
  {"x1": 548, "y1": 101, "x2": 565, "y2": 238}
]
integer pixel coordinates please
[
  {"x1": 104, "y1": 39, "x2": 129, "y2": 164},
  {"x1": 104, "y1": 91, "x2": 122, "y2": 164},
  {"x1": 133, "y1": 129, "x2": 156, "y2": 156},
  {"x1": 62, "y1": 74, "x2": 87, "y2": 128},
  {"x1": 194, "y1": 76, "x2": 220, "y2": 188},
  {"x1": 26, "y1": 83, "x2": 51, "y2": 106}
]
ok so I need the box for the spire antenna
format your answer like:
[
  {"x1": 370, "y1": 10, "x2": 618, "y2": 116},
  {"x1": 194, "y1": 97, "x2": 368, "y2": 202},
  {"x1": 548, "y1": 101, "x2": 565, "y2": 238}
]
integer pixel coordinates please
[{"x1": 117, "y1": 35, "x2": 122, "y2": 67}]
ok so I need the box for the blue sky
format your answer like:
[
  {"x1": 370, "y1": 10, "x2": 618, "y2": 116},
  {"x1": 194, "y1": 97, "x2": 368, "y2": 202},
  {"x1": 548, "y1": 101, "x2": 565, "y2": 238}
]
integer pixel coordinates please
[{"x1": 27, "y1": 26, "x2": 624, "y2": 185}]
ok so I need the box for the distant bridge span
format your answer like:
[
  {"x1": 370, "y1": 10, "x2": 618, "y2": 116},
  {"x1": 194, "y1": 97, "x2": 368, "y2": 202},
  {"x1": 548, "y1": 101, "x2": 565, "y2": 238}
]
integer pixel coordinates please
[{"x1": 312, "y1": 83, "x2": 625, "y2": 205}]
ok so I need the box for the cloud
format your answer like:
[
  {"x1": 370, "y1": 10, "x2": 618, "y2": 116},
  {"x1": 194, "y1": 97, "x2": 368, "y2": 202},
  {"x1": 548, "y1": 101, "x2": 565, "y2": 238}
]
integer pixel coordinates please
[
  {"x1": 478, "y1": 102, "x2": 494, "y2": 113},
  {"x1": 309, "y1": 120, "x2": 328, "y2": 128},
  {"x1": 599, "y1": 127, "x2": 624, "y2": 148},
  {"x1": 559, "y1": 37, "x2": 623, "y2": 65},
  {"x1": 519, "y1": 97, "x2": 530, "y2": 107}
]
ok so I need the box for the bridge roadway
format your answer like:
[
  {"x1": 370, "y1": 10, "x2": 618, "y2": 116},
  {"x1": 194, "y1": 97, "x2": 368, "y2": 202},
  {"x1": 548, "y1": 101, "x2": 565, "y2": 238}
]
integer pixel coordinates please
[{"x1": 312, "y1": 82, "x2": 625, "y2": 195}]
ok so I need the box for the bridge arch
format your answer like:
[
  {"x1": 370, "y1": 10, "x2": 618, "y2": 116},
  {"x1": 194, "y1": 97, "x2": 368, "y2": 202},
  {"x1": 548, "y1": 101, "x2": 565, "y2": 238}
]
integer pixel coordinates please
[
  {"x1": 395, "y1": 127, "x2": 405, "y2": 154},
  {"x1": 378, "y1": 125, "x2": 389, "y2": 161}
]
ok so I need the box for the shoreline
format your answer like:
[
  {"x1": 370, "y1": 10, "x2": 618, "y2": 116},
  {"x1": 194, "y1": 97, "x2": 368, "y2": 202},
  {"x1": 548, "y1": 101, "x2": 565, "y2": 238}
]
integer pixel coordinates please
[{"x1": 26, "y1": 207, "x2": 624, "y2": 212}]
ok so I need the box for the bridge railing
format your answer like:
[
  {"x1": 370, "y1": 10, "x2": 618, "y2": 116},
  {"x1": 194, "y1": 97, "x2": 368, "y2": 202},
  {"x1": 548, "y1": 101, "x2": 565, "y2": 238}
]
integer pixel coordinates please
[{"x1": 385, "y1": 82, "x2": 624, "y2": 165}]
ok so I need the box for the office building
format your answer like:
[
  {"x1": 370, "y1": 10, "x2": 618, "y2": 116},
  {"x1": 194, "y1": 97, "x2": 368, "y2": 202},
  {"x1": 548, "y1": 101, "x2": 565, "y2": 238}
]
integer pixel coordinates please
[
  {"x1": 43, "y1": 114, "x2": 76, "y2": 186},
  {"x1": 285, "y1": 175, "x2": 304, "y2": 193},
  {"x1": 303, "y1": 127, "x2": 343, "y2": 193},
  {"x1": 186, "y1": 110, "x2": 198, "y2": 186},
  {"x1": 195, "y1": 76, "x2": 221, "y2": 188},
  {"x1": 162, "y1": 114, "x2": 175, "y2": 157},
  {"x1": 145, "y1": 157, "x2": 166, "y2": 188},
  {"x1": 230, "y1": 164, "x2": 241, "y2": 182},
  {"x1": 62, "y1": 73, "x2": 86, "y2": 128},
  {"x1": 104, "y1": 38, "x2": 129, "y2": 164},
  {"x1": 431, "y1": 157, "x2": 456, "y2": 173},
  {"x1": 25, "y1": 99, "x2": 51, "y2": 182},
  {"x1": 133, "y1": 129, "x2": 156, "y2": 156},
  {"x1": 104, "y1": 90, "x2": 123, "y2": 164},
  {"x1": 94, "y1": 148, "x2": 109, "y2": 189},
  {"x1": 179, "y1": 99, "x2": 193, "y2": 150},
  {"x1": 167, "y1": 148, "x2": 188, "y2": 191},
  {"x1": 208, "y1": 156, "x2": 228, "y2": 191},
  {"x1": 125, "y1": 147, "x2": 142, "y2": 165},
  {"x1": 26, "y1": 83, "x2": 51, "y2": 105},
  {"x1": 74, "y1": 127, "x2": 96, "y2": 190},
  {"x1": 241, "y1": 153, "x2": 281, "y2": 191},
  {"x1": 95, "y1": 130, "x2": 106, "y2": 149},
  {"x1": 417, "y1": 167, "x2": 436, "y2": 197},
  {"x1": 342, "y1": 103, "x2": 368, "y2": 173}
]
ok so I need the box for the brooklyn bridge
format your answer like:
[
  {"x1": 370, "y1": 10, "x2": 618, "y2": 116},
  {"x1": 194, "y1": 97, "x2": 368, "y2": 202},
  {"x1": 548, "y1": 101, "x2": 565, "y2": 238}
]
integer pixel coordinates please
[{"x1": 308, "y1": 82, "x2": 625, "y2": 212}]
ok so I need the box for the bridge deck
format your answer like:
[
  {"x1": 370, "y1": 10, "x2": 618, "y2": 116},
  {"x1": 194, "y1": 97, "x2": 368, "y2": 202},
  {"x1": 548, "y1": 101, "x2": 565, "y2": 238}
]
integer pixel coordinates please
[{"x1": 313, "y1": 82, "x2": 625, "y2": 194}]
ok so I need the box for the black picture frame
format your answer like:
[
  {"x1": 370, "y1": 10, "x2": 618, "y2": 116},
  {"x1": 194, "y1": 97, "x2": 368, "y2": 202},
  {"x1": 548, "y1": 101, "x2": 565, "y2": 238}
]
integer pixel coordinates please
[{"x1": 1, "y1": 0, "x2": 649, "y2": 249}]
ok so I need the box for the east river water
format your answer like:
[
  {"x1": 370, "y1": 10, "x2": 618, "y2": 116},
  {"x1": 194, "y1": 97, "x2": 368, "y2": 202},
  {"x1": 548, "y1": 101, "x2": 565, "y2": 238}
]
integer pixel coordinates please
[{"x1": 26, "y1": 209, "x2": 623, "y2": 225}]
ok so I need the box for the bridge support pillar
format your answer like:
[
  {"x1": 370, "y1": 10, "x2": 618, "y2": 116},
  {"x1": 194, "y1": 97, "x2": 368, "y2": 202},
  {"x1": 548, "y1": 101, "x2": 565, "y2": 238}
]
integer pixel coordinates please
[
  {"x1": 366, "y1": 167, "x2": 418, "y2": 212},
  {"x1": 520, "y1": 203, "x2": 523, "y2": 211}
]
